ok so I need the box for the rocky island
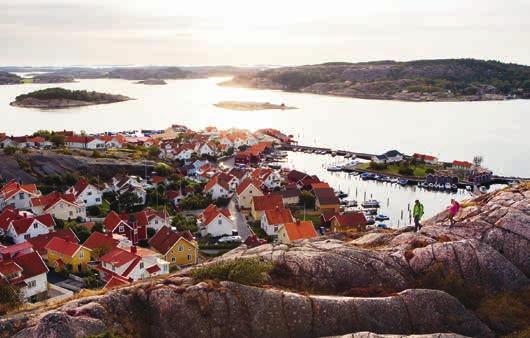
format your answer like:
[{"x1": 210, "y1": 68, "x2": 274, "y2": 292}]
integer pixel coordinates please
[
  {"x1": 10, "y1": 87, "x2": 131, "y2": 109},
  {"x1": 0, "y1": 71, "x2": 22, "y2": 85},
  {"x1": 214, "y1": 101, "x2": 297, "y2": 111},
  {"x1": 31, "y1": 74, "x2": 75, "y2": 84},
  {"x1": 222, "y1": 59, "x2": 530, "y2": 102},
  {"x1": 135, "y1": 78, "x2": 167, "y2": 85}
]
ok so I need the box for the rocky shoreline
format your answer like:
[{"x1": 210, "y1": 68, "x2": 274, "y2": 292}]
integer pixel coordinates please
[
  {"x1": 214, "y1": 101, "x2": 297, "y2": 111},
  {"x1": 0, "y1": 184, "x2": 528, "y2": 337}
]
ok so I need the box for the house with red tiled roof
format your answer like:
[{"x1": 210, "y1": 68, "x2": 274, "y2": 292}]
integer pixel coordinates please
[
  {"x1": 149, "y1": 227, "x2": 198, "y2": 267},
  {"x1": 166, "y1": 187, "x2": 194, "y2": 207},
  {"x1": 65, "y1": 135, "x2": 107, "y2": 149},
  {"x1": 97, "y1": 246, "x2": 168, "y2": 284},
  {"x1": 452, "y1": 160, "x2": 473, "y2": 170},
  {"x1": 413, "y1": 153, "x2": 439, "y2": 165},
  {"x1": 203, "y1": 174, "x2": 232, "y2": 200},
  {"x1": 66, "y1": 177, "x2": 103, "y2": 207},
  {"x1": 330, "y1": 212, "x2": 367, "y2": 233},
  {"x1": 251, "y1": 194, "x2": 283, "y2": 220},
  {"x1": 236, "y1": 178, "x2": 263, "y2": 209},
  {"x1": 83, "y1": 231, "x2": 119, "y2": 258},
  {"x1": 198, "y1": 204, "x2": 233, "y2": 237},
  {"x1": 27, "y1": 229, "x2": 79, "y2": 259},
  {"x1": 251, "y1": 168, "x2": 282, "y2": 190},
  {"x1": 5, "y1": 214, "x2": 55, "y2": 244},
  {"x1": 45, "y1": 237, "x2": 92, "y2": 273},
  {"x1": 30, "y1": 192, "x2": 86, "y2": 220},
  {"x1": 314, "y1": 188, "x2": 340, "y2": 213},
  {"x1": 0, "y1": 249, "x2": 49, "y2": 301},
  {"x1": 0, "y1": 207, "x2": 33, "y2": 235},
  {"x1": 260, "y1": 206, "x2": 294, "y2": 236},
  {"x1": 0, "y1": 181, "x2": 41, "y2": 211},
  {"x1": 103, "y1": 211, "x2": 145, "y2": 245},
  {"x1": 277, "y1": 220, "x2": 318, "y2": 243}
]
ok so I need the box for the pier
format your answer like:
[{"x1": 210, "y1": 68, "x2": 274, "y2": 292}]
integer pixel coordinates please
[{"x1": 280, "y1": 143, "x2": 529, "y2": 185}]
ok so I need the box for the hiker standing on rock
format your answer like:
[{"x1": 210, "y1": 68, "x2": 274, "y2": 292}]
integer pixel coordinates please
[
  {"x1": 448, "y1": 198, "x2": 461, "y2": 227},
  {"x1": 413, "y1": 200, "x2": 424, "y2": 232}
]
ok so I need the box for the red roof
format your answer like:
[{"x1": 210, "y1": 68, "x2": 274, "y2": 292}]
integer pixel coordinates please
[
  {"x1": 413, "y1": 153, "x2": 437, "y2": 161},
  {"x1": 203, "y1": 175, "x2": 230, "y2": 193},
  {"x1": 45, "y1": 237, "x2": 83, "y2": 257},
  {"x1": 453, "y1": 160, "x2": 473, "y2": 168},
  {"x1": 252, "y1": 194, "x2": 283, "y2": 212},
  {"x1": 149, "y1": 227, "x2": 194, "y2": 255},
  {"x1": 236, "y1": 178, "x2": 262, "y2": 195},
  {"x1": 201, "y1": 204, "x2": 231, "y2": 225},
  {"x1": 263, "y1": 207, "x2": 294, "y2": 225},
  {"x1": 146, "y1": 265, "x2": 160, "y2": 274},
  {"x1": 332, "y1": 212, "x2": 367, "y2": 228},
  {"x1": 166, "y1": 190, "x2": 181, "y2": 200},
  {"x1": 83, "y1": 232, "x2": 119, "y2": 251},
  {"x1": 65, "y1": 135, "x2": 95, "y2": 143},
  {"x1": 311, "y1": 182, "x2": 330, "y2": 190},
  {"x1": 282, "y1": 220, "x2": 318, "y2": 241},
  {"x1": 251, "y1": 168, "x2": 272, "y2": 181},
  {"x1": 27, "y1": 229, "x2": 79, "y2": 256},
  {"x1": 11, "y1": 251, "x2": 49, "y2": 279},
  {"x1": 103, "y1": 211, "x2": 130, "y2": 232},
  {"x1": 31, "y1": 192, "x2": 78, "y2": 211},
  {"x1": 100, "y1": 247, "x2": 138, "y2": 268},
  {"x1": 314, "y1": 188, "x2": 340, "y2": 205},
  {"x1": 1, "y1": 181, "x2": 39, "y2": 200},
  {"x1": 71, "y1": 177, "x2": 91, "y2": 197},
  {"x1": 104, "y1": 275, "x2": 130, "y2": 288}
]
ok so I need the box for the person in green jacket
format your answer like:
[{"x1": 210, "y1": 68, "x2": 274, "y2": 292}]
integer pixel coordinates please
[{"x1": 413, "y1": 200, "x2": 424, "y2": 232}]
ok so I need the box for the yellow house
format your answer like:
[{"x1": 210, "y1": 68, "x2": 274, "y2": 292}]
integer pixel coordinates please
[
  {"x1": 314, "y1": 188, "x2": 340, "y2": 213},
  {"x1": 45, "y1": 236, "x2": 92, "y2": 273},
  {"x1": 236, "y1": 178, "x2": 263, "y2": 209},
  {"x1": 149, "y1": 227, "x2": 198, "y2": 266},
  {"x1": 277, "y1": 220, "x2": 318, "y2": 244}
]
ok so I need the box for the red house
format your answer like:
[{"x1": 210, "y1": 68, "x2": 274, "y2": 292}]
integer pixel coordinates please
[{"x1": 102, "y1": 211, "x2": 147, "y2": 245}]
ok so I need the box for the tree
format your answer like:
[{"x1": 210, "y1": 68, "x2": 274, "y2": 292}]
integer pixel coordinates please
[
  {"x1": 154, "y1": 163, "x2": 172, "y2": 177},
  {"x1": 172, "y1": 213, "x2": 198, "y2": 233},
  {"x1": 148, "y1": 146, "x2": 160, "y2": 158},
  {"x1": 50, "y1": 134, "x2": 65, "y2": 147},
  {"x1": 0, "y1": 284, "x2": 22, "y2": 313},
  {"x1": 117, "y1": 192, "x2": 143, "y2": 213},
  {"x1": 473, "y1": 155, "x2": 483, "y2": 167},
  {"x1": 299, "y1": 191, "x2": 315, "y2": 209},
  {"x1": 3, "y1": 147, "x2": 17, "y2": 155}
]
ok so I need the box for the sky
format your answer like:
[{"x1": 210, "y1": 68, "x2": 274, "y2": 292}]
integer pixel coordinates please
[{"x1": 2, "y1": 0, "x2": 530, "y2": 66}]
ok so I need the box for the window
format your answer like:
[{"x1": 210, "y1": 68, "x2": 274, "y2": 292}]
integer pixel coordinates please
[
  {"x1": 79, "y1": 251, "x2": 84, "y2": 259},
  {"x1": 87, "y1": 192, "x2": 92, "y2": 196},
  {"x1": 96, "y1": 198, "x2": 101, "y2": 202},
  {"x1": 155, "y1": 220, "x2": 158, "y2": 224},
  {"x1": 33, "y1": 223, "x2": 38, "y2": 229},
  {"x1": 218, "y1": 219, "x2": 222, "y2": 225},
  {"x1": 84, "y1": 200, "x2": 88, "y2": 204},
  {"x1": 178, "y1": 245, "x2": 184, "y2": 252},
  {"x1": 24, "y1": 234, "x2": 31, "y2": 240},
  {"x1": 19, "y1": 192, "x2": 24, "y2": 200},
  {"x1": 172, "y1": 257, "x2": 176, "y2": 262},
  {"x1": 140, "y1": 262, "x2": 144, "y2": 269},
  {"x1": 69, "y1": 211, "x2": 73, "y2": 216},
  {"x1": 187, "y1": 254, "x2": 192, "y2": 261},
  {"x1": 119, "y1": 226, "x2": 124, "y2": 232},
  {"x1": 27, "y1": 280, "x2": 36, "y2": 288}
]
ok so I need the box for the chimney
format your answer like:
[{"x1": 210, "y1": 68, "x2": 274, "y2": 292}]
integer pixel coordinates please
[
  {"x1": 130, "y1": 246, "x2": 137, "y2": 254},
  {"x1": 296, "y1": 219, "x2": 301, "y2": 225}
]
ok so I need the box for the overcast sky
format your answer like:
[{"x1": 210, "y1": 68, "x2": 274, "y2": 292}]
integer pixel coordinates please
[{"x1": 2, "y1": 0, "x2": 530, "y2": 66}]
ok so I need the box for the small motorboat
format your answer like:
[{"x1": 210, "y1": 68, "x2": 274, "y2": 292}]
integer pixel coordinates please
[
  {"x1": 336, "y1": 191, "x2": 348, "y2": 198},
  {"x1": 479, "y1": 186, "x2": 488, "y2": 193},
  {"x1": 360, "y1": 173, "x2": 375, "y2": 180},
  {"x1": 327, "y1": 165, "x2": 342, "y2": 172},
  {"x1": 398, "y1": 178, "x2": 409, "y2": 186},
  {"x1": 347, "y1": 200, "x2": 358, "y2": 207},
  {"x1": 377, "y1": 223, "x2": 388, "y2": 229},
  {"x1": 428, "y1": 183, "x2": 434, "y2": 189},
  {"x1": 366, "y1": 217, "x2": 375, "y2": 225},
  {"x1": 465, "y1": 185, "x2": 473, "y2": 191},
  {"x1": 451, "y1": 184, "x2": 458, "y2": 190},
  {"x1": 445, "y1": 183, "x2": 452, "y2": 190},
  {"x1": 362, "y1": 199, "x2": 380, "y2": 208},
  {"x1": 375, "y1": 214, "x2": 389, "y2": 221}
]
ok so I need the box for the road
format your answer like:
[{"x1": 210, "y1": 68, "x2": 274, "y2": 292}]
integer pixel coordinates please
[{"x1": 228, "y1": 196, "x2": 253, "y2": 240}]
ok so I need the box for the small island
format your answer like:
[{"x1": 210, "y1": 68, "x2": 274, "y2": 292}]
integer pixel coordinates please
[
  {"x1": 214, "y1": 101, "x2": 297, "y2": 111},
  {"x1": 135, "y1": 78, "x2": 167, "y2": 85},
  {"x1": 10, "y1": 87, "x2": 131, "y2": 109}
]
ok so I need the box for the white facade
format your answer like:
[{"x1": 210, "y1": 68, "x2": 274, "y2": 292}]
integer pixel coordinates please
[
  {"x1": 86, "y1": 139, "x2": 107, "y2": 149},
  {"x1": 32, "y1": 200, "x2": 86, "y2": 221},
  {"x1": 175, "y1": 149, "x2": 194, "y2": 160},
  {"x1": 147, "y1": 215, "x2": 170, "y2": 232},
  {"x1": 205, "y1": 183, "x2": 231, "y2": 200},
  {"x1": 200, "y1": 214, "x2": 233, "y2": 237},
  {"x1": 260, "y1": 213, "x2": 293, "y2": 236},
  {"x1": 7, "y1": 219, "x2": 51, "y2": 244},
  {"x1": 236, "y1": 184, "x2": 263, "y2": 209},
  {"x1": 262, "y1": 171, "x2": 282, "y2": 189},
  {"x1": 76, "y1": 184, "x2": 103, "y2": 207},
  {"x1": 21, "y1": 272, "x2": 48, "y2": 300},
  {"x1": 1, "y1": 190, "x2": 40, "y2": 210}
]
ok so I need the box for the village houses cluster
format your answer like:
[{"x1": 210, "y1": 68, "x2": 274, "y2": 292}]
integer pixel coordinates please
[{"x1": 0, "y1": 124, "x2": 370, "y2": 307}]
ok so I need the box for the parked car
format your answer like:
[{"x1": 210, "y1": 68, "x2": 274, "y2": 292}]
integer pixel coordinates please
[{"x1": 217, "y1": 235, "x2": 243, "y2": 244}]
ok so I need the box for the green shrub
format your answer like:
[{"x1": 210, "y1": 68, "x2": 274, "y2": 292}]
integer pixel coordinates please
[
  {"x1": 398, "y1": 166, "x2": 414, "y2": 176},
  {"x1": 368, "y1": 161, "x2": 387, "y2": 170},
  {"x1": 191, "y1": 258, "x2": 273, "y2": 286},
  {"x1": 3, "y1": 147, "x2": 17, "y2": 155}
]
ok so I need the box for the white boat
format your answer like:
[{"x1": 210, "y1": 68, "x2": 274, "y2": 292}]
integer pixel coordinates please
[
  {"x1": 445, "y1": 183, "x2": 452, "y2": 190},
  {"x1": 327, "y1": 165, "x2": 342, "y2": 172}
]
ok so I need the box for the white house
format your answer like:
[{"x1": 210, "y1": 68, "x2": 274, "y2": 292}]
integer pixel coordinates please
[
  {"x1": 235, "y1": 178, "x2": 264, "y2": 209},
  {"x1": 198, "y1": 204, "x2": 233, "y2": 237},
  {"x1": 372, "y1": 150, "x2": 403, "y2": 164},
  {"x1": 196, "y1": 142, "x2": 216, "y2": 156},
  {"x1": 6, "y1": 214, "x2": 54, "y2": 244},
  {"x1": 174, "y1": 145, "x2": 195, "y2": 161},
  {"x1": 86, "y1": 138, "x2": 107, "y2": 150},
  {"x1": 203, "y1": 175, "x2": 231, "y2": 200},
  {"x1": 260, "y1": 207, "x2": 294, "y2": 236},
  {"x1": 30, "y1": 192, "x2": 86, "y2": 221},
  {"x1": 251, "y1": 168, "x2": 282, "y2": 190},
  {"x1": 0, "y1": 181, "x2": 42, "y2": 211},
  {"x1": 66, "y1": 178, "x2": 103, "y2": 207},
  {"x1": 0, "y1": 250, "x2": 49, "y2": 302}
]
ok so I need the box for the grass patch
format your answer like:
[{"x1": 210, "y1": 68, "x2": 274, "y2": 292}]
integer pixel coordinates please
[
  {"x1": 357, "y1": 162, "x2": 437, "y2": 177},
  {"x1": 191, "y1": 258, "x2": 273, "y2": 286},
  {"x1": 293, "y1": 212, "x2": 322, "y2": 228}
]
